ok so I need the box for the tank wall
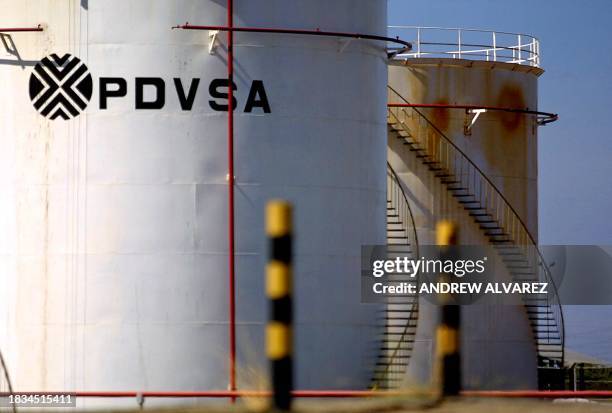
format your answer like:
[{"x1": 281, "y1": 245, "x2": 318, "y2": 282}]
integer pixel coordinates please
[
  {"x1": 388, "y1": 135, "x2": 538, "y2": 389},
  {"x1": 387, "y1": 60, "x2": 541, "y2": 389},
  {"x1": 389, "y1": 61, "x2": 541, "y2": 240},
  {"x1": 0, "y1": 0, "x2": 387, "y2": 400}
]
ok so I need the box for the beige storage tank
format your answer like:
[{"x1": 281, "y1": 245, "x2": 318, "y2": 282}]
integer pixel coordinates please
[{"x1": 387, "y1": 27, "x2": 562, "y2": 390}]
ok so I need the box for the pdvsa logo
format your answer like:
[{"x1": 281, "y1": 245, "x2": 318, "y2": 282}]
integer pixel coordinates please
[
  {"x1": 29, "y1": 53, "x2": 271, "y2": 121},
  {"x1": 29, "y1": 54, "x2": 93, "y2": 120}
]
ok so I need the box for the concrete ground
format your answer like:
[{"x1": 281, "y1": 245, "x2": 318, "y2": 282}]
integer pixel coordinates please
[{"x1": 76, "y1": 397, "x2": 612, "y2": 413}]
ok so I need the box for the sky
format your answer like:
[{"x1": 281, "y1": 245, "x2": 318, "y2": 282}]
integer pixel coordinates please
[{"x1": 388, "y1": 0, "x2": 612, "y2": 362}]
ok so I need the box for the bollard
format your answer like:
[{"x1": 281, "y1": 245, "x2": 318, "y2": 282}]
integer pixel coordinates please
[
  {"x1": 435, "y1": 220, "x2": 461, "y2": 396},
  {"x1": 266, "y1": 201, "x2": 293, "y2": 411}
]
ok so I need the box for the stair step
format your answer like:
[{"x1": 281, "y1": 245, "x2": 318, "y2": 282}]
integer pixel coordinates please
[
  {"x1": 484, "y1": 229, "x2": 506, "y2": 235},
  {"x1": 378, "y1": 346, "x2": 414, "y2": 351},
  {"x1": 380, "y1": 320, "x2": 417, "y2": 333},
  {"x1": 379, "y1": 354, "x2": 410, "y2": 358},
  {"x1": 383, "y1": 322, "x2": 418, "y2": 327},
  {"x1": 469, "y1": 212, "x2": 492, "y2": 217},
  {"x1": 535, "y1": 334, "x2": 561, "y2": 339},
  {"x1": 446, "y1": 184, "x2": 468, "y2": 189},
  {"x1": 488, "y1": 235, "x2": 513, "y2": 241},
  {"x1": 503, "y1": 257, "x2": 529, "y2": 263},
  {"x1": 528, "y1": 315, "x2": 555, "y2": 320},
  {"x1": 474, "y1": 217, "x2": 497, "y2": 223},
  {"x1": 375, "y1": 361, "x2": 408, "y2": 367},
  {"x1": 381, "y1": 317, "x2": 419, "y2": 321},
  {"x1": 506, "y1": 263, "x2": 532, "y2": 269},
  {"x1": 371, "y1": 377, "x2": 403, "y2": 382}
]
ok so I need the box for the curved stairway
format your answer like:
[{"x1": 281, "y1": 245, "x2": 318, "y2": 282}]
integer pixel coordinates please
[
  {"x1": 370, "y1": 163, "x2": 420, "y2": 390},
  {"x1": 0, "y1": 350, "x2": 14, "y2": 413},
  {"x1": 386, "y1": 86, "x2": 564, "y2": 385}
]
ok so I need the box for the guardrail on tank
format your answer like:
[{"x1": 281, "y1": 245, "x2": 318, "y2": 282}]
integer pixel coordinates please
[
  {"x1": 388, "y1": 26, "x2": 540, "y2": 67},
  {"x1": 387, "y1": 85, "x2": 564, "y2": 368}
]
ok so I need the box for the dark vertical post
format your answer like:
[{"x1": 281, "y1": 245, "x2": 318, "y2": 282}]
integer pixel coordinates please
[
  {"x1": 227, "y1": 0, "x2": 236, "y2": 402},
  {"x1": 266, "y1": 201, "x2": 293, "y2": 411},
  {"x1": 436, "y1": 220, "x2": 461, "y2": 396},
  {"x1": 578, "y1": 363, "x2": 585, "y2": 391}
]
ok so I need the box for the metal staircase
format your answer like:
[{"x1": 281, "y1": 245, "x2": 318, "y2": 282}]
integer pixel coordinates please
[
  {"x1": 0, "y1": 350, "x2": 15, "y2": 413},
  {"x1": 386, "y1": 86, "x2": 564, "y2": 384},
  {"x1": 371, "y1": 163, "x2": 420, "y2": 390}
]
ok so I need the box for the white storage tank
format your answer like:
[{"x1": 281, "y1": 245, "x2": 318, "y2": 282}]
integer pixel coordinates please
[
  {"x1": 0, "y1": 0, "x2": 388, "y2": 405},
  {"x1": 387, "y1": 27, "x2": 549, "y2": 389}
]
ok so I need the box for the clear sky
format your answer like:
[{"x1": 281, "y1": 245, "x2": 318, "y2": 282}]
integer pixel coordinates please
[{"x1": 388, "y1": 0, "x2": 612, "y2": 362}]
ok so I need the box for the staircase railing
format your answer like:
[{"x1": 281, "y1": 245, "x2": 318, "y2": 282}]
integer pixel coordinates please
[
  {"x1": 387, "y1": 85, "x2": 564, "y2": 367},
  {"x1": 0, "y1": 350, "x2": 15, "y2": 413},
  {"x1": 371, "y1": 163, "x2": 420, "y2": 389},
  {"x1": 387, "y1": 162, "x2": 420, "y2": 260}
]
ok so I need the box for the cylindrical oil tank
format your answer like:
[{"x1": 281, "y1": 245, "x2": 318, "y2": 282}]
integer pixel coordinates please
[
  {"x1": 0, "y1": 0, "x2": 387, "y2": 405},
  {"x1": 389, "y1": 59, "x2": 541, "y2": 239},
  {"x1": 388, "y1": 58, "x2": 542, "y2": 389}
]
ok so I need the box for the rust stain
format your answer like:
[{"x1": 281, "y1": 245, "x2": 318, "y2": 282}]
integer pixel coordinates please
[
  {"x1": 430, "y1": 98, "x2": 450, "y2": 132},
  {"x1": 497, "y1": 84, "x2": 526, "y2": 133}
]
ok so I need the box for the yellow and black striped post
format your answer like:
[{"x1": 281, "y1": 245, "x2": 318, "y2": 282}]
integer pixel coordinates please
[
  {"x1": 266, "y1": 200, "x2": 293, "y2": 411},
  {"x1": 435, "y1": 220, "x2": 461, "y2": 396}
]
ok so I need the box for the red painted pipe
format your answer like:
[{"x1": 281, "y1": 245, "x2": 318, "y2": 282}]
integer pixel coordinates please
[
  {"x1": 0, "y1": 25, "x2": 43, "y2": 32},
  {"x1": 175, "y1": 21, "x2": 412, "y2": 402},
  {"x1": 3, "y1": 390, "x2": 612, "y2": 399},
  {"x1": 0, "y1": 390, "x2": 395, "y2": 398},
  {"x1": 387, "y1": 102, "x2": 558, "y2": 124},
  {"x1": 226, "y1": 0, "x2": 237, "y2": 402},
  {"x1": 172, "y1": 24, "x2": 412, "y2": 51}
]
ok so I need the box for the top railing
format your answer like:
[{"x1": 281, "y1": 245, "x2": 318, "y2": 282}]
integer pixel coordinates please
[{"x1": 388, "y1": 26, "x2": 540, "y2": 68}]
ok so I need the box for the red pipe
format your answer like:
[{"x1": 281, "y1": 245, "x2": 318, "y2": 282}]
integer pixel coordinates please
[
  {"x1": 0, "y1": 390, "x2": 397, "y2": 398},
  {"x1": 226, "y1": 0, "x2": 237, "y2": 402},
  {"x1": 4, "y1": 390, "x2": 612, "y2": 399},
  {"x1": 0, "y1": 25, "x2": 43, "y2": 32},
  {"x1": 172, "y1": 24, "x2": 412, "y2": 51},
  {"x1": 176, "y1": 19, "x2": 411, "y2": 404},
  {"x1": 387, "y1": 102, "x2": 558, "y2": 123}
]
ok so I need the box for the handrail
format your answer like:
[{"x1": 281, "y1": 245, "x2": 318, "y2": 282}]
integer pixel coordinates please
[
  {"x1": 388, "y1": 103, "x2": 558, "y2": 125},
  {"x1": 173, "y1": 24, "x2": 412, "y2": 55},
  {"x1": 387, "y1": 162, "x2": 420, "y2": 259},
  {"x1": 387, "y1": 85, "x2": 564, "y2": 366},
  {"x1": 0, "y1": 25, "x2": 43, "y2": 32},
  {"x1": 388, "y1": 26, "x2": 540, "y2": 67},
  {"x1": 372, "y1": 163, "x2": 420, "y2": 389}
]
